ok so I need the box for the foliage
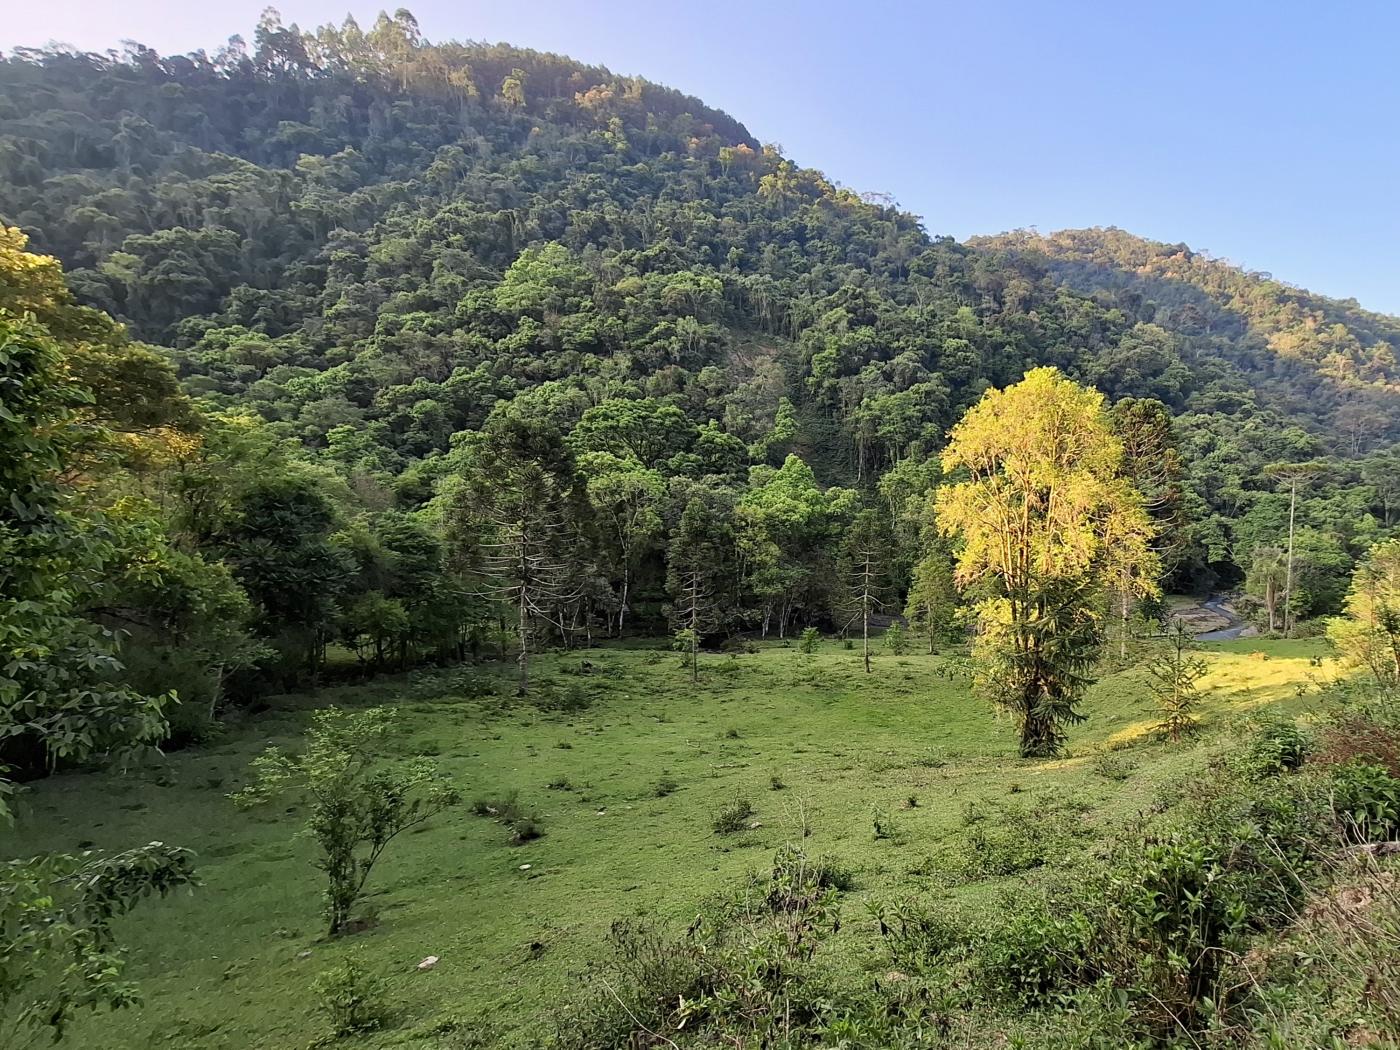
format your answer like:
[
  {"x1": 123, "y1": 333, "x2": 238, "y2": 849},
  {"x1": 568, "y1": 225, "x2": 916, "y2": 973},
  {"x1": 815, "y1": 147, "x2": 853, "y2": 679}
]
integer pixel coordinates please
[
  {"x1": 936, "y1": 368, "x2": 1159, "y2": 756},
  {"x1": 883, "y1": 621, "x2": 909, "y2": 655},
  {"x1": 0, "y1": 844, "x2": 196, "y2": 1047},
  {"x1": 312, "y1": 950, "x2": 389, "y2": 1037},
  {"x1": 1326, "y1": 537, "x2": 1400, "y2": 692},
  {"x1": 1146, "y1": 620, "x2": 1208, "y2": 740},
  {"x1": 711, "y1": 796, "x2": 755, "y2": 834},
  {"x1": 232, "y1": 706, "x2": 460, "y2": 934}
]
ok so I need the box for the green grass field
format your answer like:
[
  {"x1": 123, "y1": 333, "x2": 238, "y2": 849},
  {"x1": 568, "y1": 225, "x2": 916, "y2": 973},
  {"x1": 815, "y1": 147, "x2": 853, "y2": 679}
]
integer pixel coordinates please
[{"x1": 2, "y1": 635, "x2": 1335, "y2": 1048}]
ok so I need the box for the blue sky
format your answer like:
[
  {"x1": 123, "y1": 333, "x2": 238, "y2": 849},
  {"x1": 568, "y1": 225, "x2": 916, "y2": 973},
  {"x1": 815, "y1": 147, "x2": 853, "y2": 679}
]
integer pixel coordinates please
[{"x1": 7, "y1": 1, "x2": 1399, "y2": 314}]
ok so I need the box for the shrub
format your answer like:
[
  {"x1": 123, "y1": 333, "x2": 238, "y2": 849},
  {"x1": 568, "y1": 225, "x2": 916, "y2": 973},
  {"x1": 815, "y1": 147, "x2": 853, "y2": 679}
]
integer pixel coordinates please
[
  {"x1": 798, "y1": 627, "x2": 820, "y2": 654},
  {"x1": 1241, "y1": 717, "x2": 1310, "y2": 776},
  {"x1": 712, "y1": 796, "x2": 755, "y2": 834},
  {"x1": 471, "y1": 790, "x2": 543, "y2": 845},
  {"x1": 871, "y1": 897, "x2": 964, "y2": 973},
  {"x1": 1092, "y1": 751, "x2": 1135, "y2": 781},
  {"x1": 884, "y1": 622, "x2": 909, "y2": 656},
  {"x1": 1329, "y1": 761, "x2": 1400, "y2": 843},
  {"x1": 530, "y1": 682, "x2": 591, "y2": 714},
  {"x1": 313, "y1": 952, "x2": 389, "y2": 1036},
  {"x1": 509, "y1": 815, "x2": 544, "y2": 845}
]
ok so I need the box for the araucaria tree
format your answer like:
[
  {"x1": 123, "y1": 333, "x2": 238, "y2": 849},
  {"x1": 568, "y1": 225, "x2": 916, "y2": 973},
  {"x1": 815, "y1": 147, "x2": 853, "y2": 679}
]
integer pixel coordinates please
[
  {"x1": 666, "y1": 497, "x2": 726, "y2": 683},
  {"x1": 1147, "y1": 620, "x2": 1208, "y2": 740},
  {"x1": 838, "y1": 509, "x2": 893, "y2": 673},
  {"x1": 935, "y1": 368, "x2": 1159, "y2": 757},
  {"x1": 449, "y1": 414, "x2": 589, "y2": 695},
  {"x1": 233, "y1": 707, "x2": 460, "y2": 936}
]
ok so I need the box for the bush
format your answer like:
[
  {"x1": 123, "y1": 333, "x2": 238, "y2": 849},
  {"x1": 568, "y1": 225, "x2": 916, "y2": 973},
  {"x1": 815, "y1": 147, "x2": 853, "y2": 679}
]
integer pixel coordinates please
[
  {"x1": 1241, "y1": 717, "x2": 1310, "y2": 776},
  {"x1": 471, "y1": 790, "x2": 543, "y2": 844},
  {"x1": 798, "y1": 627, "x2": 820, "y2": 654},
  {"x1": 884, "y1": 622, "x2": 909, "y2": 656},
  {"x1": 313, "y1": 952, "x2": 389, "y2": 1036},
  {"x1": 712, "y1": 796, "x2": 755, "y2": 834},
  {"x1": 1329, "y1": 761, "x2": 1400, "y2": 843},
  {"x1": 1091, "y1": 752, "x2": 1135, "y2": 781}
]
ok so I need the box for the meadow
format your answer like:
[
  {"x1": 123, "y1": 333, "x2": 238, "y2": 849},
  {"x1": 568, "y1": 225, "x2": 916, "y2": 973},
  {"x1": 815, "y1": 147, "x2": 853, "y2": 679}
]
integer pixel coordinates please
[{"x1": 3, "y1": 634, "x2": 1334, "y2": 1048}]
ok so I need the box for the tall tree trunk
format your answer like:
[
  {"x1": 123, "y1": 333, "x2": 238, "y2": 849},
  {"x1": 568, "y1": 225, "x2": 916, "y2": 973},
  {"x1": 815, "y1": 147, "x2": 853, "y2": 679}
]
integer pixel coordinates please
[
  {"x1": 1283, "y1": 478, "x2": 1298, "y2": 636},
  {"x1": 517, "y1": 588, "x2": 529, "y2": 695},
  {"x1": 862, "y1": 597, "x2": 871, "y2": 674}
]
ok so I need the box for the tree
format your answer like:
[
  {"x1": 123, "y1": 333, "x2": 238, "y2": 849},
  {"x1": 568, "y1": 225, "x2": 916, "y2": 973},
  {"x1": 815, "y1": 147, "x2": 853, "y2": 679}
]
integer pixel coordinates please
[
  {"x1": 904, "y1": 545, "x2": 958, "y2": 653},
  {"x1": 233, "y1": 707, "x2": 460, "y2": 936},
  {"x1": 1110, "y1": 397, "x2": 1186, "y2": 655},
  {"x1": 449, "y1": 415, "x2": 589, "y2": 693},
  {"x1": 667, "y1": 498, "x2": 724, "y2": 683},
  {"x1": 1246, "y1": 545, "x2": 1288, "y2": 633},
  {"x1": 1265, "y1": 460, "x2": 1327, "y2": 636},
  {"x1": 1326, "y1": 539, "x2": 1400, "y2": 693},
  {"x1": 935, "y1": 368, "x2": 1158, "y2": 757},
  {"x1": 837, "y1": 509, "x2": 892, "y2": 673},
  {"x1": 1, "y1": 844, "x2": 197, "y2": 1048},
  {"x1": 1146, "y1": 620, "x2": 1207, "y2": 741},
  {"x1": 0, "y1": 312, "x2": 168, "y2": 807},
  {"x1": 581, "y1": 458, "x2": 665, "y2": 634}
]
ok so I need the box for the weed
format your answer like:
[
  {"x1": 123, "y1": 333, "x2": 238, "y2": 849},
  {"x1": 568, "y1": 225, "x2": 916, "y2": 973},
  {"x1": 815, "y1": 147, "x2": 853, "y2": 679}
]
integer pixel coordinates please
[
  {"x1": 712, "y1": 796, "x2": 755, "y2": 834},
  {"x1": 313, "y1": 952, "x2": 389, "y2": 1037}
]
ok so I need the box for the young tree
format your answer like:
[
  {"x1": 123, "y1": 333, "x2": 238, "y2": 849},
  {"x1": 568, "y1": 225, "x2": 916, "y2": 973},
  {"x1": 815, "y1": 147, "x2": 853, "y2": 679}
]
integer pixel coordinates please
[
  {"x1": 904, "y1": 545, "x2": 958, "y2": 653},
  {"x1": 1146, "y1": 620, "x2": 1208, "y2": 741},
  {"x1": 935, "y1": 368, "x2": 1158, "y2": 757},
  {"x1": 884, "y1": 621, "x2": 909, "y2": 656},
  {"x1": 1326, "y1": 538, "x2": 1400, "y2": 693},
  {"x1": 838, "y1": 509, "x2": 893, "y2": 673},
  {"x1": 233, "y1": 707, "x2": 460, "y2": 936}
]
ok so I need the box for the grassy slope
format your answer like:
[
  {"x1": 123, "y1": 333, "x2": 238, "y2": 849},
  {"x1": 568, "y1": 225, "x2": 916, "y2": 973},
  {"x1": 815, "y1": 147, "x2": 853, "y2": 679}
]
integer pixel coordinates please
[{"x1": 1, "y1": 636, "x2": 1333, "y2": 1048}]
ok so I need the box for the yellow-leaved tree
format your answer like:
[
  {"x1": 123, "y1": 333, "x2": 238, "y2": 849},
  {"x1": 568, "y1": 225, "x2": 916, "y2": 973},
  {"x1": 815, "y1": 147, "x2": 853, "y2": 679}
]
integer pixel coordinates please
[
  {"x1": 1326, "y1": 538, "x2": 1400, "y2": 693},
  {"x1": 935, "y1": 367, "x2": 1159, "y2": 756}
]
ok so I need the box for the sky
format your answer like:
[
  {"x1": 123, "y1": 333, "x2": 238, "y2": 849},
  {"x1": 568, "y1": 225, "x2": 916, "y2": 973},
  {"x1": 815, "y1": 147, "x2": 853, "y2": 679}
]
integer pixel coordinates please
[{"x1": 6, "y1": 1, "x2": 1400, "y2": 314}]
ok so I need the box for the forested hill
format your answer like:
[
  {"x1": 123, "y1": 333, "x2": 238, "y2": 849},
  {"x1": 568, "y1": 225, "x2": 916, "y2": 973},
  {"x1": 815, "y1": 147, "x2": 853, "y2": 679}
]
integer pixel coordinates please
[
  {"x1": 981, "y1": 227, "x2": 1400, "y2": 453},
  {"x1": 1, "y1": 9, "x2": 1397, "y2": 617}
]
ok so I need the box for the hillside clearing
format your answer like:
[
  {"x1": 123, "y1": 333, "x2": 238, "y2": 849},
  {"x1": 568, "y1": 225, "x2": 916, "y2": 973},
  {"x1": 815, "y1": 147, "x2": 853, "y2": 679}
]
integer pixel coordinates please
[{"x1": 4, "y1": 637, "x2": 1331, "y2": 1048}]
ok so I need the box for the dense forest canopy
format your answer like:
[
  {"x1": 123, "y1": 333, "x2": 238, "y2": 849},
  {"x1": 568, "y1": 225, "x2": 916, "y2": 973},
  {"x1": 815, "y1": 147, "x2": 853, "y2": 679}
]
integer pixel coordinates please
[{"x1": 0, "y1": 7, "x2": 1397, "y2": 731}]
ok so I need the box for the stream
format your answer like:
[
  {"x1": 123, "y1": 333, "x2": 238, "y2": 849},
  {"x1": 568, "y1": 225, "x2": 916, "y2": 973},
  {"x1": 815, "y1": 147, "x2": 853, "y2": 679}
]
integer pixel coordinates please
[{"x1": 1196, "y1": 596, "x2": 1248, "y2": 641}]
